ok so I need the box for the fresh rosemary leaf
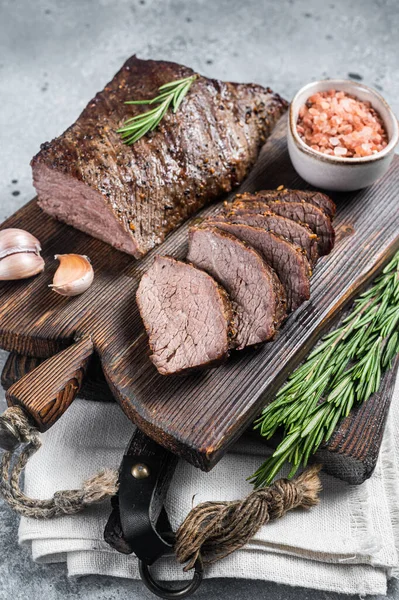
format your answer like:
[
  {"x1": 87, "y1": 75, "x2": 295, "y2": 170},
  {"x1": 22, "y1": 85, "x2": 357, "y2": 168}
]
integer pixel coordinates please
[
  {"x1": 326, "y1": 374, "x2": 352, "y2": 402},
  {"x1": 300, "y1": 406, "x2": 328, "y2": 438},
  {"x1": 158, "y1": 76, "x2": 194, "y2": 90},
  {"x1": 117, "y1": 74, "x2": 197, "y2": 145},
  {"x1": 173, "y1": 81, "x2": 192, "y2": 112},
  {"x1": 325, "y1": 405, "x2": 345, "y2": 440},
  {"x1": 272, "y1": 430, "x2": 302, "y2": 457},
  {"x1": 250, "y1": 250, "x2": 399, "y2": 488},
  {"x1": 383, "y1": 332, "x2": 399, "y2": 368}
]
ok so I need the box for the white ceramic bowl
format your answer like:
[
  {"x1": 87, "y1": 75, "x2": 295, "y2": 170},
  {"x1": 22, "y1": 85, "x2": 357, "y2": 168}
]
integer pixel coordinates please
[{"x1": 288, "y1": 80, "x2": 399, "y2": 192}]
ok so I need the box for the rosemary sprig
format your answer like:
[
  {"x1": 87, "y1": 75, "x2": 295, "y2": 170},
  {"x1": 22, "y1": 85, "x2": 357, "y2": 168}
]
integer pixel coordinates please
[
  {"x1": 250, "y1": 251, "x2": 399, "y2": 488},
  {"x1": 117, "y1": 74, "x2": 197, "y2": 145}
]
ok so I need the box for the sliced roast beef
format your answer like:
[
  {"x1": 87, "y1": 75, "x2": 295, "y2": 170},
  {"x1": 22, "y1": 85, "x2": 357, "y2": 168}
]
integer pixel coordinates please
[
  {"x1": 206, "y1": 221, "x2": 311, "y2": 311},
  {"x1": 236, "y1": 189, "x2": 336, "y2": 218},
  {"x1": 32, "y1": 56, "x2": 287, "y2": 258},
  {"x1": 214, "y1": 209, "x2": 319, "y2": 266},
  {"x1": 231, "y1": 198, "x2": 335, "y2": 256},
  {"x1": 136, "y1": 256, "x2": 235, "y2": 375},
  {"x1": 187, "y1": 227, "x2": 286, "y2": 350}
]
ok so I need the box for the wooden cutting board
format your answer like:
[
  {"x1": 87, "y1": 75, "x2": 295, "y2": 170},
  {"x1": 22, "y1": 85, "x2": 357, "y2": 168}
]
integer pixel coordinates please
[
  {"x1": 2, "y1": 350, "x2": 398, "y2": 485},
  {"x1": 1, "y1": 118, "x2": 398, "y2": 472}
]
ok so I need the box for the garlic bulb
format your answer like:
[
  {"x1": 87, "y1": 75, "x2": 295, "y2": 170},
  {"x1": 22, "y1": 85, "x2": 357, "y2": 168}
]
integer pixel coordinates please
[
  {"x1": 0, "y1": 228, "x2": 45, "y2": 280},
  {"x1": 50, "y1": 254, "x2": 94, "y2": 297}
]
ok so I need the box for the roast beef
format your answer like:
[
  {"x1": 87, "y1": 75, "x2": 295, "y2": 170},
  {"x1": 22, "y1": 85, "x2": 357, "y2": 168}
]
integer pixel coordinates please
[
  {"x1": 32, "y1": 56, "x2": 287, "y2": 258},
  {"x1": 231, "y1": 197, "x2": 335, "y2": 255},
  {"x1": 187, "y1": 227, "x2": 287, "y2": 349},
  {"x1": 206, "y1": 221, "x2": 311, "y2": 311},
  {"x1": 213, "y1": 209, "x2": 319, "y2": 266},
  {"x1": 136, "y1": 256, "x2": 235, "y2": 375},
  {"x1": 236, "y1": 189, "x2": 336, "y2": 218}
]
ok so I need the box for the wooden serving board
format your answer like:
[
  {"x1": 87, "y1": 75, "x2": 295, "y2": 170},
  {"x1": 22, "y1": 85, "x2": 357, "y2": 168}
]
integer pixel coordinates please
[
  {"x1": 2, "y1": 350, "x2": 398, "y2": 485},
  {"x1": 1, "y1": 118, "x2": 398, "y2": 472},
  {"x1": 1, "y1": 352, "x2": 112, "y2": 404}
]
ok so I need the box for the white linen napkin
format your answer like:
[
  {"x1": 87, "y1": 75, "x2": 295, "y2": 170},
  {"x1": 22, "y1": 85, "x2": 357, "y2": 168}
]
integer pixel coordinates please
[{"x1": 19, "y1": 376, "x2": 399, "y2": 596}]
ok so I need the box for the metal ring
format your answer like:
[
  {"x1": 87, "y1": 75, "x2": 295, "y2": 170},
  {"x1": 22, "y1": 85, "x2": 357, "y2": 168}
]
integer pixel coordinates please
[{"x1": 139, "y1": 554, "x2": 203, "y2": 599}]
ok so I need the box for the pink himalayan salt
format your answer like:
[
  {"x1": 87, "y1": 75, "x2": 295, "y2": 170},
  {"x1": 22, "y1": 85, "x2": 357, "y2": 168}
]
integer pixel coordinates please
[{"x1": 296, "y1": 90, "x2": 388, "y2": 158}]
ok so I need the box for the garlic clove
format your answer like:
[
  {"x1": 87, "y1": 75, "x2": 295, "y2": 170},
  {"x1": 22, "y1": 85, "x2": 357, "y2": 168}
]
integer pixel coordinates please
[
  {"x1": 0, "y1": 228, "x2": 41, "y2": 259},
  {"x1": 0, "y1": 251, "x2": 45, "y2": 281},
  {"x1": 49, "y1": 254, "x2": 94, "y2": 297},
  {"x1": 0, "y1": 228, "x2": 44, "y2": 280}
]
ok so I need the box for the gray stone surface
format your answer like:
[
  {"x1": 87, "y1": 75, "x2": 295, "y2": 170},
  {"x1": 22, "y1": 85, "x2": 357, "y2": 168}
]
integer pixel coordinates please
[{"x1": 0, "y1": 0, "x2": 398, "y2": 598}]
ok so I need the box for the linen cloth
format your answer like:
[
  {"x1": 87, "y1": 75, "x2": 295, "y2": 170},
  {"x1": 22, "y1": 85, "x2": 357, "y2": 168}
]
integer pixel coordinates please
[{"x1": 19, "y1": 376, "x2": 399, "y2": 596}]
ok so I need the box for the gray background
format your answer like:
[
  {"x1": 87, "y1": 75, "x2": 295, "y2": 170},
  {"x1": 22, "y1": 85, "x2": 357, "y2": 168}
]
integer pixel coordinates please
[{"x1": 0, "y1": 0, "x2": 398, "y2": 598}]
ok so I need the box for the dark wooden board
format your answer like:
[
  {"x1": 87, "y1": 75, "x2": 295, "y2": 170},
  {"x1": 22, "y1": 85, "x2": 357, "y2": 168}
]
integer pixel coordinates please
[
  {"x1": 1, "y1": 352, "x2": 111, "y2": 403},
  {"x1": 1, "y1": 118, "x2": 398, "y2": 471},
  {"x1": 316, "y1": 354, "x2": 399, "y2": 484},
  {"x1": 2, "y1": 349, "x2": 398, "y2": 484}
]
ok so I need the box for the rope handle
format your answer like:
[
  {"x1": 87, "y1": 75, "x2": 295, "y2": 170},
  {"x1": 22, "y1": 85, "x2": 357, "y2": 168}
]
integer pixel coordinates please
[
  {"x1": 0, "y1": 406, "x2": 118, "y2": 518},
  {"x1": 0, "y1": 405, "x2": 322, "y2": 566},
  {"x1": 175, "y1": 463, "x2": 322, "y2": 569}
]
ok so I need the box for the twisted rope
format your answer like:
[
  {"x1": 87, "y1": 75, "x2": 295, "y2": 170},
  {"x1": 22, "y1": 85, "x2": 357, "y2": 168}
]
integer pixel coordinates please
[
  {"x1": 175, "y1": 464, "x2": 322, "y2": 569},
  {"x1": 0, "y1": 406, "x2": 118, "y2": 518},
  {"x1": 0, "y1": 406, "x2": 322, "y2": 570}
]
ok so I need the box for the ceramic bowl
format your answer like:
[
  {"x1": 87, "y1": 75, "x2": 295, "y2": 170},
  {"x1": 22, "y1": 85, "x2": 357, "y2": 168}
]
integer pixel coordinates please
[{"x1": 287, "y1": 80, "x2": 399, "y2": 192}]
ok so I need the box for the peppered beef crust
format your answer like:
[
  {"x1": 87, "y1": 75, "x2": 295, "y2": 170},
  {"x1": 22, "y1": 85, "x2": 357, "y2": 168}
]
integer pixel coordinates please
[
  {"x1": 212, "y1": 209, "x2": 319, "y2": 266},
  {"x1": 231, "y1": 197, "x2": 335, "y2": 256},
  {"x1": 32, "y1": 56, "x2": 287, "y2": 258},
  {"x1": 206, "y1": 221, "x2": 311, "y2": 312},
  {"x1": 187, "y1": 226, "x2": 287, "y2": 350},
  {"x1": 236, "y1": 190, "x2": 336, "y2": 218}
]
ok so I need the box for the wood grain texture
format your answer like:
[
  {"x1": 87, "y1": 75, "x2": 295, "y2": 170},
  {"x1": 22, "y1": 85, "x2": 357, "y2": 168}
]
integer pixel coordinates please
[
  {"x1": 315, "y1": 354, "x2": 399, "y2": 484},
  {"x1": 1, "y1": 354, "x2": 42, "y2": 390},
  {"x1": 0, "y1": 117, "x2": 398, "y2": 470},
  {"x1": 1, "y1": 352, "x2": 112, "y2": 403},
  {"x1": 6, "y1": 336, "x2": 93, "y2": 431},
  {"x1": 3, "y1": 349, "x2": 398, "y2": 484}
]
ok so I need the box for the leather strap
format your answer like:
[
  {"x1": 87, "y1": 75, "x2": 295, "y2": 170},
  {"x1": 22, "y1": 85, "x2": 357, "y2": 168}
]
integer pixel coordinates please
[
  {"x1": 104, "y1": 429, "x2": 205, "y2": 598},
  {"x1": 104, "y1": 428, "x2": 178, "y2": 564}
]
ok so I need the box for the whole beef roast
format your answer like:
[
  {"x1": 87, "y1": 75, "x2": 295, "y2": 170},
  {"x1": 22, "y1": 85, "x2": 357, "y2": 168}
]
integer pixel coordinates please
[
  {"x1": 231, "y1": 196, "x2": 335, "y2": 255},
  {"x1": 32, "y1": 56, "x2": 287, "y2": 258},
  {"x1": 212, "y1": 209, "x2": 319, "y2": 265},
  {"x1": 205, "y1": 220, "x2": 311, "y2": 311},
  {"x1": 187, "y1": 227, "x2": 287, "y2": 349},
  {"x1": 136, "y1": 256, "x2": 235, "y2": 375}
]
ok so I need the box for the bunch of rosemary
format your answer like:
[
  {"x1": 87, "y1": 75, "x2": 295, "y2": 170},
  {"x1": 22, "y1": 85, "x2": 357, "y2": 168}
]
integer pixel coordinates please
[
  {"x1": 117, "y1": 75, "x2": 197, "y2": 145},
  {"x1": 250, "y1": 251, "x2": 399, "y2": 488}
]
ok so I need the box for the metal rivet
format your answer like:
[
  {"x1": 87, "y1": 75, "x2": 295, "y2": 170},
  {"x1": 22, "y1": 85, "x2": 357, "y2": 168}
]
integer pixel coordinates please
[{"x1": 131, "y1": 463, "x2": 150, "y2": 479}]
